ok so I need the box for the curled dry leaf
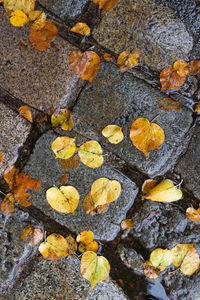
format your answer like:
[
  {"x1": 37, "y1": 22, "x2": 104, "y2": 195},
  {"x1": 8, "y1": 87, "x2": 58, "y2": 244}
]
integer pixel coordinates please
[
  {"x1": 142, "y1": 179, "x2": 157, "y2": 195},
  {"x1": 188, "y1": 60, "x2": 200, "y2": 75},
  {"x1": 91, "y1": 177, "x2": 121, "y2": 207},
  {"x1": 18, "y1": 105, "x2": 33, "y2": 123},
  {"x1": 143, "y1": 261, "x2": 160, "y2": 279},
  {"x1": 0, "y1": 193, "x2": 15, "y2": 215},
  {"x1": 10, "y1": 10, "x2": 29, "y2": 26},
  {"x1": 78, "y1": 141, "x2": 103, "y2": 168},
  {"x1": 46, "y1": 186, "x2": 79, "y2": 214},
  {"x1": 150, "y1": 248, "x2": 172, "y2": 271},
  {"x1": 29, "y1": 21, "x2": 58, "y2": 51},
  {"x1": 83, "y1": 192, "x2": 109, "y2": 216},
  {"x1": 70, "y1": 22, "x2": 90, "y2": 36},
  {"x1": 90, "y1": 0, "x2": 118, "y2": 10},
  {"x1": 103, "y1": 53, "x2": 113, "y2": 61},
  {"x1": 29, "y1": 10, "x2": 46, "y2": 30},
  {"x1": 81, "y1": 251, "x2": 110, "y2": 288},
  {"x1": 121, "y1": 219, "x2": 134, "y2": 230},
  {"x1": 38, "y1": 233, "x2": 68, "y2": 259},
  {"x1": 158, "y1": 98, "x2": 182, "y2": 113},
  {"x1": 117, "y1": 51, "x2": 139, "y2": 71},
  {"x1": 194, "y1": 101, "x2": 200, "y2": 113},
  {"x1": 102, "y1": 125, "x2": 124, "y2": 144},
  {"x1": 171, "y1": 244, "x2": 200, "y2": 275},
  {"x1": 4, "y1": 0, "x2": 35, "y2": 14},
  {"x1": 0, "y1": 152, "x2": 3, "y2": 163},
  {"x1": 4, "y1": 166, "x2": 41, "y2": 207},
  {"x1": 130, "y1": 117, "x2": 165, "y2": 157},
  {"x1": 76, "y1": 230, "x2": 94, "y2": 245},
  {"x1": 60, "y1": 153, "x2": 80, "y2": 171},
  {"x1": 69, "y1": 50, "x2": 100, "y2": 83},
  {"x1": 186, "y1": 207, "x2": 200, "y2": 222},
  {"x1": 143, "y1": 179, "x2": 182, "y2": 202},
  {"x1": 51, "y1": 136, "x2": 76, "y2": 159},
  {"x1": 66, "y1": 235, "x2": 77, "y2": 255},
  {"x1": 51, "y1": 108, "x2": 73, "y2": 131},
  {"x1": 21, "y1": 225, "x2": 43, "y2": 246}
]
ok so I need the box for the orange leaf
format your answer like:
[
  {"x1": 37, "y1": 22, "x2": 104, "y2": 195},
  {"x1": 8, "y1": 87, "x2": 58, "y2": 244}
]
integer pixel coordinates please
[
  {"x1": 0, "y1": 193, "x2": 15, "y2": 215},
  {"x1": 83, "y1": 192, "x2": 109, "y2": 216},
  {"x1": 130, "y1": 117, "x2": 165, "y2": 157},
  {"x1": 70, "y1": 22, "x2": 90, "y2": 36},
  {"x1": 117, "y1": 50, "x2": 139, "y2": 71},
  {"x1": 61, "y1": 174, "x2": 67, "y2": 183},
  {"x1": 4, "y1": 166, "x2": 41, "y2": 207},
  {"x1": 142, "y1": 179, "x2": 158, "y2": 195},
  {"x1": 60, "y1": 153, "x2": 80, "y2": 171},
  {"x1": 86, "y1": 241, "x2": 99, "y2": 253},
  {"x1": 194, "y1": 101, "x2": 200, "y2": 113},
  {"x1": 121, "y1": 219, "x2": 134, "y2": 230},
  {"x1": 39, "y1": 115, "x2": 48, "y2": 122},
  {"x1": 160, "y1": 66, "x2": 186, "y2": 91},
  {"x1": 0, "y1": 152, "x2": 3, "y2": 163},
  {"x1": 69, "y1": 50, "x2": 100, "y2": 83},
  {"x1": 21, "y1": 225, "x2": 43, "y2": 246},
  {"x1": 186, "y1": 207, "x2": 200, "y2": 222},
  {"x1": 18, "y1": 105, "x2": 33, "y2": 123},
  {"x1": 173, "y1": 60, "x2": 189, "y2": 77},
  {"x1": 90, "y1": 0, "x2": 118, "y2": 10},
  {"x1": 158, "y1": 98, "x2": 182, "y2": 112},
  {"x1": 29, "y1": 21, "x2": 58, "y2": 51},
  {"x1": 143, "y1": 261, "x2": 160, "y2": 279},
  {"x1": 188, "y1": 60, "x2": 200, "y2": 75},
  {"x1": 103, "y1": 53, "x2": 113, "y2": 61}
]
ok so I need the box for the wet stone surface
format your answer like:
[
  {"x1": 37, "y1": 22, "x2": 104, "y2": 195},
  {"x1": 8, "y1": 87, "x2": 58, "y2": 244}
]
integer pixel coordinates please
[
  {"x1": 175, "y1": 123, "x2": 200, "y2": 200},
  {"x1": 0, "y1": 209, "x2": 41, "y2": 296},
  {"x1": 72, "y1": 62, "x2": 193, "y2": 177},
  {"x1": 0, "y1": 7, "x2": 84, "y2": 113},
  {"x1": 92, "y1": 0, "x2": 193, "y2": 71},
  {"x1": 0, "y1": 102, "x2": 31, "y2": 178},
  {"x1": 13, "y1": 255, "x2": 127, "y2": 300},
  {"x1": 23, "y1": 131, "x2": 138, "y2": 241}
]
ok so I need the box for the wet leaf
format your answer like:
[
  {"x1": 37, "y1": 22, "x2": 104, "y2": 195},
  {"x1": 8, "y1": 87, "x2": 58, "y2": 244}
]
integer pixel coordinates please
[
  {"x1": 51, "y1": 136, "x2": 76, "y2": 159},
  {"x1": 142, "y1": 179, "x2": 157, "y2": 195},
  {"x1": 0, "y1": 152, "x2": 3, "y2": 163},
  {"x1": 78, "y1": 141, "x2": 103, "y2": 168},
  {"x1": 18, "y1": 105, "x2": 33, "y2": 123},
  {"x1": 81, "y1": 251, "x2": 110, "y2": 288},
  {"x1": 46, "y1": 186, "x2": 79, "y2": 214},
  {"x1": 4, "y1": 0, "x2": 35, "y2": 14},
  {"x1": 102, "y1": 125, "x2": 124, "y2": 144},
  {"x1": 83, "y1": 192, "x2": 109, "y2": 216},
  {"x1": 143, "y1": 261, "x2": 160, "y2": 279},
  {"x1": 150, "y1": 248, "x2": 172, "y2": 271},
  {"x1": 160, "y1": 65, "x2": 186, "y2": 91},
  {"x1": 29, "y1": 21, "x2": 58, "y2": 51},
  {"x1": 10, "y1": 10, "x2": 29, "y2": 26},
  {"x1": 60, "y1": 153, "x2": 80, "y2": 171},
  {"x1": 4, "y1": 166, "x2": 41, "y2": 207},
  {"x1": 144, "y1": 179, "x2": 182, "y2": 202},
  {"x1": 76, "y1": 230, "x2": 94, "y2": 245},
  {"x1": 69, "y1": 50, "x2": 100, "y2": 83},
  {"x1": 0, "y1": 193, "x2": 15, "y2": 215},
  {"x1": 188, "y1": 60, "x2": 200, "y2": 75},
  {"x1": 21, "y1": 225, "x2": 43, "y2": 246},
  {"x1": 173, "y1": 60, "x2": 189, "y2": 77},
  {"x1": 171, "y1": 244, "x2": 200, "y2": 275},
  {"x1": 130, "y1": 117, "x2": 165, "y2": 157},
  {"x1": 39, "y1": 233, "x2": 68, "y2": 259},
  {"x1": 121, "y1": 219, "x2": 134, "y2": 230},
  {"x1": 194, "y1": 101, "x2": 200, "y2": 113},
  {"x1": 66, "y1": 235, "x2": 77, "y2": 255},
  {"x1": 103, "y1": 53, "x2": 113, "y2": 61},
  {"x1": 158, "y1": 98, "x2": 182, "y2": 112},
  {"x1": 51, "y1": 108, "x2": 73, "y2": 131},
  {"x1": 186, "y1": 207, "x2": 200, "y2": 222},
  {"x1": 90, "y1": 0, "x2": 118, "y2": 10},
  {"x1": 91, "y1": 177, "x2": 121, "y2": 207},
  {"x1": 61, "y1": 174, "x2": 67, "y2": 184},
  {"x1": 70, "y1": 22, "x2": 90, "y2": 36},
  {"x1": 117, "y1": 50, "x2": 139, "y2": 71},
  {"x1": 29, "y1": 10, "x2": 46, "y2": 30}
]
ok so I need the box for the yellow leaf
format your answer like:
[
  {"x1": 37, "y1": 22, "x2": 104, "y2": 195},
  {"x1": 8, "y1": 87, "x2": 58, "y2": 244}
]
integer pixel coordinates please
[
  {"x1": 29, "y1": 10, "x2": 46, "y2": 30},
  {"x1": 90, "y1": 0, "x2": 118, "y2": 10},
  {"x1": 70, "y1": 22, "x2": 90, "y2": 36},
  {"x1": 171, "y1": 244, "x2": 200, "y2": 275},
  {"x1": 102, "y1": 125, "x2": 124, "y2": 144},
  {"x1": 4, "y1": 0, "x2": 35, "y2": 14},
  {"x1": 86, "y1": 241, "x2": 99, "y2": 253},
  {"x1": 18, "y1": 105, "x2": 33, "y2": 123},
  {"x1": 46, "y1": 186, "x2": 79, "y2": 214},
  {"x1": 51, "y1": 136, "x2": 76, "y2": 159},
  {"x1": 83, "y1": 192, "x2": 109, "y2": 216},
  {"x1": 130, "y1": 117, "x2": 165, "y2": 157},
  {"x1": 66, "y1": 235, "x2": 77, "y2": 255},
  {"x1": 38, "y1": 233, "x2": 68, "y2": 260},
  {"x1": 79, "y1": 243, "x2": 86, "y2": 253},
  {"x1": 76, "y1": 230, "x2": 94, "y2": 245},
  {"x1": 186, "y1": 207, "x2": 200, "y2": 222},
  {"x1": 117, "y1": 50, "x2": 140, "y2": 71},
  {"x1": 121, "y1": 219, "x2": 134, "y2": 230},
  {"x1": 91, "y1": 177, "x2": 121, "y2": 207},
  {"x1": 173, "y1": 60, "x2": 189, "y2": 77},
  {"x1": 144, "y1": 179, "x2": 182, "y2": 202},
  {"x1": 81, "y1": 251, "x2": 110, "y2": 288},
  {"x1": 143, "y1": 261, "x2": 160, "y2": 279},
  {"x1": 10, "y1": 10, "x2": 29, "y2": 26},
  {"x1": 78, "y1": 141, "x2": 103, "y2": 168},
  {"x1": 150, "y1": 248, "x2": 172, "y2": 271},
  {"x1": 51, "y1": 108, "x2": 73, "y2": 131}
]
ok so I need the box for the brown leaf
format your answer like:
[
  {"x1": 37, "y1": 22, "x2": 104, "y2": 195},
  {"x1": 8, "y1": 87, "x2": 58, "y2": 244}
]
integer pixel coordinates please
[
  {"x1": 160, "y1": 66, "x2": 186, "y2": 91},
  {"x1": 121, "y1": 219, "x2": 134, "y2": 230},
  {"x1": 61, "y1": 174, "x2": 67, "y2": 184},
  {"x1": 18, "y1": 105, "x2": 33, "y2": 123},
  {"x1": 4, "y1": 166, "x2": 41, "y2": 207},
  {"x1": 0, "y1": 193, "x2": 15, "y2": 215},
  {"x1": 21, "y1": 225, "x2": 43, "y2": 246},
  {"x1": 83, "y1": 192, "x2": 109, "y2": 216},
  {"x1": 143, "y1": 261, "x2": 160, "y2": 279},
  {"x1": 90, "y1": 0, "x2": 118, "y2": 10},
  {"x1": 60, "y1": 153, "x2": 80, "y2": 171},
  {"x1": 0, "y1": 152, "x2": 3, "y2": 163},
  {"x1": 142, "y1": 179, "x2": 158, "y2": 195},
  {"x1": 39, "y1": 115, "x2": 48, "y2": 122},
  {"x1": 69, "y1": 50, "x2": 100, "y2": 83},
  {"x1": 158, "y1": 98, "x2": 182, "y2": 112},
  {"x1": 188, "y1": 60, "x2": 200, "y2": 75}
]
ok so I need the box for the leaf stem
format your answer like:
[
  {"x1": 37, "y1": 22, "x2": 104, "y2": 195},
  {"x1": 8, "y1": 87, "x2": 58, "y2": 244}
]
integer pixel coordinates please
[{"x1": 151, "y1": 114, "x2": 160, "y2": 123}]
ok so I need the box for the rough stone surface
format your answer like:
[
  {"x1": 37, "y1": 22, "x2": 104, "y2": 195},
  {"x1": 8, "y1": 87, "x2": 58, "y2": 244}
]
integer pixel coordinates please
[
  {"x1": 175, "y1": 124, "x2": 200, "y2": 200},
  {"x1": 13, "y1": 255, "x2": 127, "y2": 300},
  {"x1": 0, "y1": 8, "x2": 84, "y2": 113},
  {"x1": 39, "y1": 0, "x2": 89, "y2": 20},
  {"x1": 118, "y1": 246, "x2": 144, "y2": 273},
  {"x1": 0, "y1": 209, "x2": 41, "y2": 296},
  {"x1": 72, "y1": 62, "x2": 193, "y2": 177},
  {"x1": 23, "y1": 131, "x2": 138, "y2": 241},
  {"x1": 92, "y1": 0, "x2": 193, "y2": 71},
  {"x1": 0, "y1": 103, "x2": 31, "y2": 177}
]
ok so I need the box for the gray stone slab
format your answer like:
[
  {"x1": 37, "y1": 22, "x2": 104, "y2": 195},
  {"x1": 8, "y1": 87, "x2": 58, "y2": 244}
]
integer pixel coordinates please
[
  {"x1": 92, "y1": 0, "x2": 193, "y2": 71},
  {"x1": 39, "y1": 0, "x2": 89, "y2": 20},
  {"x1": 175, "y1": 124, "x2": 200, "y2": 200},
  {"x1": 0, "y1": 103, "x2": 31, "y2": 178},
  {"x1": 0, "y1": 209, "x2": 42, "y2": 296},
  {"x1": 0, "y1": 7, "x2": 84, "y2": 113},
  {"x1": 23, "y1": 131, "x2": 138, "y2": 241},
  {"x1": 14, "y1": 256, "x2": 128, "y2": 300},
  {"x1": 72, "y1": 62, "x2": 193, "y2": 177}
]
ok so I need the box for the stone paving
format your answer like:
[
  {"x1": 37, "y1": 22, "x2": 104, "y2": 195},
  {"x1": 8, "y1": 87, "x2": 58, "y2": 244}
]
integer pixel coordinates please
[{"x1": 0, "y1": 0, "x2": 200, "y2": 299}]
